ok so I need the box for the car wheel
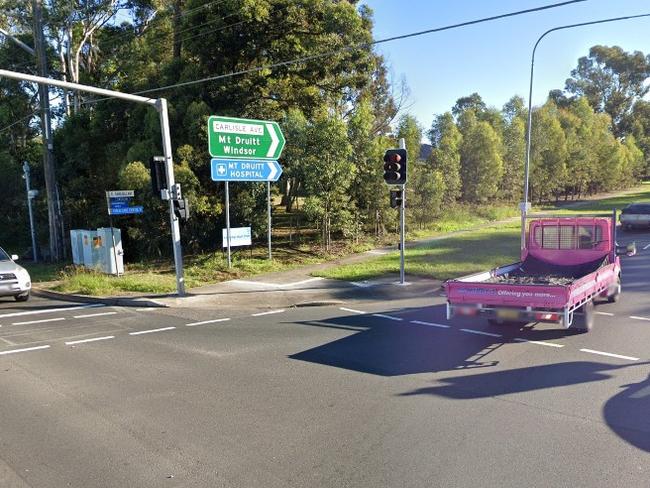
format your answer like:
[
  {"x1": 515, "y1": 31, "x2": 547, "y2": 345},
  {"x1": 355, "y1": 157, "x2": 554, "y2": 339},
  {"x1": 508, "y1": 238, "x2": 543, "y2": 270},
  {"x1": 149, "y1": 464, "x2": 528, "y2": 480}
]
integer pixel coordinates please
[{"x1": 14, "y1": 292, "x2": 30, "y2": 302}]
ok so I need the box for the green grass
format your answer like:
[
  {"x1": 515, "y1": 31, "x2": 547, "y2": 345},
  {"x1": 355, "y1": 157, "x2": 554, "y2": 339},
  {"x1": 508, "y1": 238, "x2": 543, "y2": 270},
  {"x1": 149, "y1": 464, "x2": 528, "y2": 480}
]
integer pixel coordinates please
[
  {"x1": 40, "y1": 244, "x2": 333, "y2": 296},
  {"x1": 315, "y1": 182, "x2": 650, "y2": 282},
  {"x1": 314, "y1": 224, "x2": 521, "y2": 282}
]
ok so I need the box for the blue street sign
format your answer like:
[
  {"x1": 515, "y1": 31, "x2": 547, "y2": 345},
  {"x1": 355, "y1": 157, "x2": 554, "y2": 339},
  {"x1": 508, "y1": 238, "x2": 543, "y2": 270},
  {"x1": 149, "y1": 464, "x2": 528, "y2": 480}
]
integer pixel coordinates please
[
  {"x1": 106, "y1": 190, "x2": 143, "y2": 216},
  {"x1": 211, "y1": 159, "x2": 283, "y2": 182},
  {"x1": 110, "y1": 206, "x2": 144, "y2": 215}
]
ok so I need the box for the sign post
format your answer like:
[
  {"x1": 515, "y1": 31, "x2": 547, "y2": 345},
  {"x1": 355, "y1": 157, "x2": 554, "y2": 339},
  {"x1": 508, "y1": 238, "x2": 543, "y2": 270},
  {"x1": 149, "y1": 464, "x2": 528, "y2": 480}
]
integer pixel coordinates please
[
  {"x1": 267, "y1": 182, "x2": 272, "y2": 260},
  {"x1": 225, "y1": 182, "x2": 232, "y2": 268},
  {"x1": 209, "y1": 116, "x2": 285, "y2": 266}
]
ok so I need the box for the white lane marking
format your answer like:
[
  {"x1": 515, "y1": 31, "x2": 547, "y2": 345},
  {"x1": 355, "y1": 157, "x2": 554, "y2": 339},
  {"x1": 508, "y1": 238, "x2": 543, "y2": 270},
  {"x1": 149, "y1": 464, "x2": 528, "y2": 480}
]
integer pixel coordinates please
[
  {"x1": 630, "y1": 316, "x2": 650, "y2": 322},
  {"x1": 580, "y1": 348, "x2": 640, "y2": 361},
  {"x1": 251, "y1": 309, "x2": 286, "y2": 317},
  {"x1": 340, "y1": 307, "x2": 367, "y2": 314},
  {"x1": 0, "y1": 304, "x2": 104, "y2": 319},
  {"x1": 595, "y1": 311, "x2": 614, "y2": 316},
  {"x1": 349, "y1": 281, "x2": 373, "y2": 288},
  {"x1": 0, "y1": 345, "x2": 50, "y2": 356},
  {"x1": 135, "y1": 308, "x2": 158, "y2": 312},
  {"x1": 643, "y1": 243, "x2": 650, "y2": 250},
  {"x1": 129, "y1": 326, "x2": 176, "y2": 336},
  {"x1": 12, "y1": 317, "x2": 66, "y2": 326},
  {"x1": 186, "y1": 318, "x2": 231, "y2": 327},
  {"x1": 410, "y1": 320, "x2": 450, "y2": 329},
  {"x1": 230, "y1": 277, "x2": 324, "y2": 289},
  {"x1": 65, "y1": 336, "x2": 114, "y2": 345},
  {"x1": 460, "y1": 328, "x2": 502, "y2": 338},
  {"x1": 514, "y1": 338, "x2": 564, "y2": 348},
  {"x1": 372, "y1": 313, "x2": 403, "y2": 321},
  {"x1": 73, "y1": 311, "x2": 117, "y2": 319}
]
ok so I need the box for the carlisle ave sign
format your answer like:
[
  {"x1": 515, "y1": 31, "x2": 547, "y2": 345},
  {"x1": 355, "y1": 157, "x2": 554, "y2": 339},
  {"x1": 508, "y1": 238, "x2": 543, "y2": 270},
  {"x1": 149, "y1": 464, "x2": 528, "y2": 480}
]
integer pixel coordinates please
[{"x1": 208, "y1": 116, "x2": 285, "y2": 160}]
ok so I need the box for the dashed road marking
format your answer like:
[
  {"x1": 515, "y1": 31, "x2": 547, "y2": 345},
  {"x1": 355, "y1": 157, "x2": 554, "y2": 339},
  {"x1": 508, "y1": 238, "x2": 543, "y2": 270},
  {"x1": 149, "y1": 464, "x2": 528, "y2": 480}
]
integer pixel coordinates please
[
  {"x1": 129, "y1": 326, "x2": 176, "y2": 336},
  {"x1": 135, "y1": 308, "x2": 159, "y2": 312},
  {"x1": 595, "y1": 311, "x2": 614, "y2": 316},
  {"x1": 372, "y1": 313, "x2": 403, "y2": 321},
  {"x1": 630, "y1": 316, "x2": 650, "y2": 322},
  {"x1": 12, "y1": 317, "x2": 66, "y2": 326},
  {"x1": 73, "y1": 311, "x2": 118, "y2": 319},
  {"x1": 65, "y1": 336, "x2": 114, "y2": 346},
  {"x1": 580, "y1": 348, "x2": 639, "y2": 361},
  {"x1": 251, "y1": 309, "x2": 286, "y2": 317},
  {"x1": 186, "y1": 318, "x2": 231, "y2": 327},
  {"x1": 340, "y1": 307, "x2": 367, "y2": 314},
  {"x1": 0, "y1": 304, "x2": 104, "y2": 319},
  {"x1": 460, "y1": 328, "x2": 502, "y2": 338},
  {"x1": 514, "y1": 338, "x2": 564, "y2": 348},
  {"x1": 0, "y1": 345, "x2": 50, "y2": 356},
  {"x1": 643, "y1": 243, "x2": 650, "y2": 250},
  {"x1": 409, "y1": 320, "x2": 450, "y2": 329}
]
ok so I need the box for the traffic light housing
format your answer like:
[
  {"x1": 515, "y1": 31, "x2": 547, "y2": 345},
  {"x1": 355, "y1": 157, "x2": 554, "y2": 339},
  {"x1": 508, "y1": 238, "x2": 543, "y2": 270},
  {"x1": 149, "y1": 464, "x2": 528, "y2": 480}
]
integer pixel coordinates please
[
  {"x1": 173, "y1": 198, "x2": 190, "y2": 221},
  {"x1": 150, "y1": 156, "x2": 168, "y2": 197},
  {"x1": 390, "y1": 189, "x2": 402, "y2": 208},
  {"x1": 383, "y1": 148, "x2": 407, "y2": 185}
]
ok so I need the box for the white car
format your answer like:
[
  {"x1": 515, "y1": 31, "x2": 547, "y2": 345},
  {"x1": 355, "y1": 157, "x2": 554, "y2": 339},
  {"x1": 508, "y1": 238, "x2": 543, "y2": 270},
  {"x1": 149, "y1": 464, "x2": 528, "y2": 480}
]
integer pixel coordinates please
[
  {"x1": 0, "y1": 247, "x2": 31, "y2": 302},
  {"x1": 620, "y1": 203, "x2": 650, "y2": 230}
]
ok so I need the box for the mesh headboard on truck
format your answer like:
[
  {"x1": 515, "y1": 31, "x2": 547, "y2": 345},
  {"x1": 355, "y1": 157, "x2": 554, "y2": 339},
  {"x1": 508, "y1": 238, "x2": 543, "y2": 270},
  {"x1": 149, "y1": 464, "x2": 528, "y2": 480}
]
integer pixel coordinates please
[{"x1": 526, "y1": 218, "x2": 612, "y2": 266}]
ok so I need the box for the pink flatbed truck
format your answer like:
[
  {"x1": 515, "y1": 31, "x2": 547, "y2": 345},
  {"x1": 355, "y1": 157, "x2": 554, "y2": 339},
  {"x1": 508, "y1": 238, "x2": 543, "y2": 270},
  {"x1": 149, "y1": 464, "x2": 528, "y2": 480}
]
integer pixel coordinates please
[{"x1": 446, "y1": 213, "x2": 635, "y2": 332}]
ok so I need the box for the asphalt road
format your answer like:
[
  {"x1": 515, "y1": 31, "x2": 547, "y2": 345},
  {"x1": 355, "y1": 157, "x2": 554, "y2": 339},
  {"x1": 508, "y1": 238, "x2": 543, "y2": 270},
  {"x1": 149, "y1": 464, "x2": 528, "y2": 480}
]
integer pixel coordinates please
[{"x1": 0, "y1": 229, "x2": 649, "y2": 487}]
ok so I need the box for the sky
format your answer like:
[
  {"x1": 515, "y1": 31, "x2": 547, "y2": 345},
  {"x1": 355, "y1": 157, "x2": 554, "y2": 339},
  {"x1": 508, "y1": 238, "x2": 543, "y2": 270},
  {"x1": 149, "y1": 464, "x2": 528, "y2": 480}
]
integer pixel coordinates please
[{"x1": 362, "y1": 0, "x2": 650, "y2": 134}]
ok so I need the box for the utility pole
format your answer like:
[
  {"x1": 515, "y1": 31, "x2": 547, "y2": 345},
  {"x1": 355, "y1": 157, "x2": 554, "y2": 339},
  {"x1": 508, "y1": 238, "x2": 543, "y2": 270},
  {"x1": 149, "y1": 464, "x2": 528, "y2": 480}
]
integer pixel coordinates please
[{"x1": 31, "y1": 0, "x2": 64, "y2": 261}]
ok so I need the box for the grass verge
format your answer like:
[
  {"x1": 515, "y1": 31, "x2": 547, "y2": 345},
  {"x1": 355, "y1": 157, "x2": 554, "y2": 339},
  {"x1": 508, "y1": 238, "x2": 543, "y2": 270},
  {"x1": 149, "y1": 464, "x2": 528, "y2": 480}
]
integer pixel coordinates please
[{"x1": 315, "y1": 183, "x2": 650, "y2": 282}]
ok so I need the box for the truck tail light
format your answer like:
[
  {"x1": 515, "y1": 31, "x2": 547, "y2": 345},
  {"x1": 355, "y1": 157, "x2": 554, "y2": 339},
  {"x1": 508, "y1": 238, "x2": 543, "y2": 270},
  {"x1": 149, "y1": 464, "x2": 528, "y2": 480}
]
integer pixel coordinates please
[
  {"x1": 535, "y1": 312, "x2": 559, "y2": 321},
  {"x1": 458, "y1": 306, "x2": 478, "y2": 316}
]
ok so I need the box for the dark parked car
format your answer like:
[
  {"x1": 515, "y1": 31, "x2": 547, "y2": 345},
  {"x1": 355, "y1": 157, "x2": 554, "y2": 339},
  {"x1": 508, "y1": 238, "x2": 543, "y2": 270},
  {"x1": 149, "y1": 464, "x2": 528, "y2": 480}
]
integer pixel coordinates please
[{"x1": 620, "y1": 203, "x2": 650, "y2": 230}]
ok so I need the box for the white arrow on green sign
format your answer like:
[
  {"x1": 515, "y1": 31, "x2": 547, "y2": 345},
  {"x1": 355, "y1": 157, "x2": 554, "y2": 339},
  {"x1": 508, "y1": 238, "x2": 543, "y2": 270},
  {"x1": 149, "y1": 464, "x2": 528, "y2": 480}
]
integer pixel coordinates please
[{"x1": 208, "y1": 115, "x2": 285, "y2": 161}]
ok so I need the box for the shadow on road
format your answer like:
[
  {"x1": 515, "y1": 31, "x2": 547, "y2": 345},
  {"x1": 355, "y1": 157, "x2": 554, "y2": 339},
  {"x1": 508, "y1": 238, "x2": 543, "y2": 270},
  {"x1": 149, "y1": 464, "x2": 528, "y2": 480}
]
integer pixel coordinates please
[
  {"x1": 289, "y1": 305, "x2": 579, "y2": 377},
  {"x1": 604, "y1": 372, "x2": 650, "y2": 452}
]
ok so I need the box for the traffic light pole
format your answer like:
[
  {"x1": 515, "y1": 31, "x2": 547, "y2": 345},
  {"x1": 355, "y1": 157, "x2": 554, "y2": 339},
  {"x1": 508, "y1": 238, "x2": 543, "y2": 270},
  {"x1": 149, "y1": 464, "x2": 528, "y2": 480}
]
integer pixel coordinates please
[
  {"x1": 398, "y1": 138, "x2": 406, "y2": 285},
  {"x1": 0, "y1": 69, "x2": 186, "y2": 296}
]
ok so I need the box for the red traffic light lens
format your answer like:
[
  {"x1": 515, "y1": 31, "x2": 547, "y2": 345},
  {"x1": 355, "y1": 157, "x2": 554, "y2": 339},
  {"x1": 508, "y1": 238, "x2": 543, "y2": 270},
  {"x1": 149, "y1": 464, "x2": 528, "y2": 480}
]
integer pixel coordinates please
[{"x1": 384, "y1": 153, "x2": 402, "y2": 163}]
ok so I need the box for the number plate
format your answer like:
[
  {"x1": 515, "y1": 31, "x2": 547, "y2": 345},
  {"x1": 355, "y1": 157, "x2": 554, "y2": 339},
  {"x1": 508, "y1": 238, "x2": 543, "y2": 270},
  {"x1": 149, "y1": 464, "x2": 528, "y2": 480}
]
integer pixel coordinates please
[{"x1": 497, "y1": 309, "x2": 520, "y2": 320}]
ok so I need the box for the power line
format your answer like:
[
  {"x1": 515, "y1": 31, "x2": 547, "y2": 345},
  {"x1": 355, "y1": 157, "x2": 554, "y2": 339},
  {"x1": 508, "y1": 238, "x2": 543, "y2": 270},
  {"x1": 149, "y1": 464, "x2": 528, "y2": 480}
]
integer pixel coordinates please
[
  {"x1": 97, "y1": 0, "x2": 235, "y2": 51},
  {"x1": 128, "y1": 0, "x2": 589, "y2": 97}
]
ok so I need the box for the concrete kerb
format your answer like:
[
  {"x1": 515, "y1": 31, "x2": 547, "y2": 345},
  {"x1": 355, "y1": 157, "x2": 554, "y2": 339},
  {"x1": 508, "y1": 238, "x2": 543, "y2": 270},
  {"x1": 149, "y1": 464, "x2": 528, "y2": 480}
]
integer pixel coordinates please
[{"x1": 32, "y1": 287, "x2": 169, "y2": 308}]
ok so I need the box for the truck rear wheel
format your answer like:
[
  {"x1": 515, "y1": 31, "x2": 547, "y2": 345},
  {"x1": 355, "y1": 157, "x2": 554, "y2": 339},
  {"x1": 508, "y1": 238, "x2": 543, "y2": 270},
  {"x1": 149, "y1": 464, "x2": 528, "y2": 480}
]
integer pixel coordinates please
[
  {"x1": 607, "y1": 277, "x2": 621, "y2": 303},
  {"x1": 573, "y1": 300, "x2": 594, "y2": 332}
]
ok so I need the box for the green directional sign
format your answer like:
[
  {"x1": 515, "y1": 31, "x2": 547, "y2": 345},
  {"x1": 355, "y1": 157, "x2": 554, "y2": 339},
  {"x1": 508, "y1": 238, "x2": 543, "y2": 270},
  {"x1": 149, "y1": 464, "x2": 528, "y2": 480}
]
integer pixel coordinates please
[{"x1": 208, "y1": 116, "x2": 286, "y2": 161}]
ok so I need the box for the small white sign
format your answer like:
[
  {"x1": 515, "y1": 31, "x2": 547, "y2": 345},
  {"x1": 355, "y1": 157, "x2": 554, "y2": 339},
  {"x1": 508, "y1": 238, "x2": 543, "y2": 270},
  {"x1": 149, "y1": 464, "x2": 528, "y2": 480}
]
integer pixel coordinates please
[
  {"x1": 222, "y1": 227, "x2": 252, "y2": 247},
  {"x1": 107, "y1": 190, "x2": 135, "y2": 198}
]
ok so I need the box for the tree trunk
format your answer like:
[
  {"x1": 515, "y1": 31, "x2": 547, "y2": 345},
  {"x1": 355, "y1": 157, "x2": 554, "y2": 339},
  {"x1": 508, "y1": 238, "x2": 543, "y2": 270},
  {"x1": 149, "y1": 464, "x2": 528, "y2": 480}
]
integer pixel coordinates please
[{"x1": 172, "y1": 0, "x2": 184, "y2": 59}]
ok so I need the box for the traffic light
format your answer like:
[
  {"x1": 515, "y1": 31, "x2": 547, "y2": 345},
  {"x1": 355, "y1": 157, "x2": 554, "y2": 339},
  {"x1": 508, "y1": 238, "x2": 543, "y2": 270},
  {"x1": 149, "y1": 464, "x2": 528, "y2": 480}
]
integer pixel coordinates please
[
  {"x1": 383, "y1": 148, "x2": 407, "y2": 185},
  {"x1": 390, "y1": 189, "x2": 402, "y2": 208},
  {"x1": 150, "y1": 156, "x2": 168, "y2": 197},
  {"x1": 173, "y1": 198, "x2": 190, "y2": 221}
]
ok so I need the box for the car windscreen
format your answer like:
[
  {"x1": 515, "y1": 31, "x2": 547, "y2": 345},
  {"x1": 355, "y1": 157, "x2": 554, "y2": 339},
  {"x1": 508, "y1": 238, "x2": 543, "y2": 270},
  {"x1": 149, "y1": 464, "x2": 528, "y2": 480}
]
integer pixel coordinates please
[
  {"x1": 0, "y1": 248, "x2": 10, "y2": 261},
  {"x1": 622, "y1": 204, "x2": 650, "y2": 214}
]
